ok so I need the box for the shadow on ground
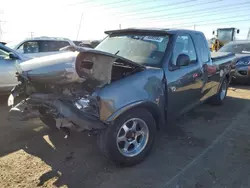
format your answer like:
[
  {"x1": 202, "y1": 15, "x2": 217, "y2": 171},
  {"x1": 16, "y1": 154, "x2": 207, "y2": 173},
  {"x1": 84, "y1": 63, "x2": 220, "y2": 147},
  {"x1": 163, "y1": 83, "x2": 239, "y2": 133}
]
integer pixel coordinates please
[{"x1": 0, "y1": 87, "x2": 249, "y2": 188}]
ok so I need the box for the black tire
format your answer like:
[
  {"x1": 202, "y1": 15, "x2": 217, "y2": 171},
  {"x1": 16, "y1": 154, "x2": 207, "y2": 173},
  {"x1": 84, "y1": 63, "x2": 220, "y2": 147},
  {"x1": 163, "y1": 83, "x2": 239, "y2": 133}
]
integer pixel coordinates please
[
  {"x1": 209, "y1": 78, "x2": 228, "y2": 105},
  {"x1": 40, "y1": 116, "x2": 57, "y2": 130},
  {"x1": 97, "y1": 108, "x2": 156, "y2": 167}
]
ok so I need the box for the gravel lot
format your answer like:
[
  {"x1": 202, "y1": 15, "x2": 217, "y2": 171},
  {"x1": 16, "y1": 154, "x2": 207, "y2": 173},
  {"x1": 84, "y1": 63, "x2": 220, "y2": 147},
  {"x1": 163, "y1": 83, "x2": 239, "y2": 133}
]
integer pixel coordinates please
[{"x1": 0, "y1": 85, "x2": 250, "y2": 188}]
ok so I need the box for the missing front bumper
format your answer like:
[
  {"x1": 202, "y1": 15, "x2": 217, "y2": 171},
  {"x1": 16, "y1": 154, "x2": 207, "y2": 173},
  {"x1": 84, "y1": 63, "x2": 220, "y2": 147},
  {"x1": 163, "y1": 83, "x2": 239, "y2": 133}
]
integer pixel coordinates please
[{"x1": 8, "y1": 97, "x2": 106, "y2": 131}]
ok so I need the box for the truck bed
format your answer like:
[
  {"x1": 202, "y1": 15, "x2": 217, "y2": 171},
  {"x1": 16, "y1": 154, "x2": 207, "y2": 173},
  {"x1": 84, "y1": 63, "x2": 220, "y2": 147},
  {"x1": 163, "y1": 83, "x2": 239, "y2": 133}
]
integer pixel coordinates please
[{"x1": 211, "y1": 52, "x2": 235, "y2": 62}]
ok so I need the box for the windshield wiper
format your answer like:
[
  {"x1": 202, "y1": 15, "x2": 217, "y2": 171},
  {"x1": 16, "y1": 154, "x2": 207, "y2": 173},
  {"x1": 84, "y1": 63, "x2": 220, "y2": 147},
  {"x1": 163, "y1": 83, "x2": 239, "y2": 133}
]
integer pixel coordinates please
[{"x1": 114, "y1": 50, "x2": 119, "y2": 55}]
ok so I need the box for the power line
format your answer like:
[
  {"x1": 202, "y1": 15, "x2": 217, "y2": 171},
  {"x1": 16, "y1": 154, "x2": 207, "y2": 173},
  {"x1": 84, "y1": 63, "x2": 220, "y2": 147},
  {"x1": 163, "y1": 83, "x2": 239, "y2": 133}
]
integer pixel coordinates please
[
  {"x1": 117, "y1": 0, "x2": 217, "y2": 18},
  {"x1": 131, "y1": 5, "x2": 250, "y2": 25},
  {"x1": 117, "y1": 0, "x2": 220, "y2": 21},
  {"x1": 168, "y1": 14, "x2": 250, "y2": 27},
  {"x1": 167, "y1": 18, "x2": 250, "y2": 28},
  {"x1": 126, "y1": 1, "x2": 250, "y2": 21},
  {"x1": 111, "y1": 0, "x2": 196, "y2": 17}
]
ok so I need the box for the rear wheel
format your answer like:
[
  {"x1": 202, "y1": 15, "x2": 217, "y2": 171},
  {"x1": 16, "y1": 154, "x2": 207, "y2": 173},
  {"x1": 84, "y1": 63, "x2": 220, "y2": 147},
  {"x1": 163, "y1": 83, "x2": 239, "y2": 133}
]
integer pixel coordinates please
[
  {"x1": 210, "y1": 78, "x2": 228, "y2": 105},
  {"x1": 97, "y1": 108, "x2": 156, "y2": 167}
]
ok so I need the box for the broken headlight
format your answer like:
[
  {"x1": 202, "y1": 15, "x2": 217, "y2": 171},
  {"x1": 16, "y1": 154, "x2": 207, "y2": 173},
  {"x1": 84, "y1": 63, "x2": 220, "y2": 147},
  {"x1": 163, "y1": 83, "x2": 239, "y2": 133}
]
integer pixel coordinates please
[{"x1": 74, "y1": 98, "x2": 90, "y2": 110}]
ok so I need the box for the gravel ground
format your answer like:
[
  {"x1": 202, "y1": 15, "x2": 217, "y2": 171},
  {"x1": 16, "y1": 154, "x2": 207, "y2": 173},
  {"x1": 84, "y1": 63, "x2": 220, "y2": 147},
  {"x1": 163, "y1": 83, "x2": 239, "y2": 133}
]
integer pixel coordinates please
[{"x1": 0, "y1": 85, "x2": 250, "y2": 188}]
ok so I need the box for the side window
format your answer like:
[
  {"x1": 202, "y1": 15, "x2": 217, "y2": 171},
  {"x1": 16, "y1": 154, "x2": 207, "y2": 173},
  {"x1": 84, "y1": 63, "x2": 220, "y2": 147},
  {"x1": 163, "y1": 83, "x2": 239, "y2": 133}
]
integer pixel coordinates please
[
  {"x1": 40, "y1": 41, "x2": 70, "y2": 52},
  {"x1": 195, "y1": 34, "x2": 210, "y2": 63},
  {"x1": 17, "y1": 41, "x2": 39, "y2": 54},
  {"x1": 171, "y1": 34, "x2": 197, "y2": 66},
  {"x1": 50, "y1": 41, "x2": 70, "y2": 51}
]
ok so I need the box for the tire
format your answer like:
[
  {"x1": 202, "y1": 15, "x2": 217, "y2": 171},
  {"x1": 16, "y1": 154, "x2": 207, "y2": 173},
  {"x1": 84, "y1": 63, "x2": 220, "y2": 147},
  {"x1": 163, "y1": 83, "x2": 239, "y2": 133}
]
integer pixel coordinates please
[
  {"x1": 40, "y1": 116, "x2": 57, "y2": 130},
  {"x1": 209, "y1": 78, "x2": 228, "y2": 105},
  {"x1": 97, "y1": 108, "x2": 156, "y2": 167}
]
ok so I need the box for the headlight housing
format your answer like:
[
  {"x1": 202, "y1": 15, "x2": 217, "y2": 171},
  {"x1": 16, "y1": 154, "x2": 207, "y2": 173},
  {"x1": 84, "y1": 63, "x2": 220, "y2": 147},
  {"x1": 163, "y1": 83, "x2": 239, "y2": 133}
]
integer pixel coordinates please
[{"x1": 74, "y1": 98, "x2": 90, "y2": 110}]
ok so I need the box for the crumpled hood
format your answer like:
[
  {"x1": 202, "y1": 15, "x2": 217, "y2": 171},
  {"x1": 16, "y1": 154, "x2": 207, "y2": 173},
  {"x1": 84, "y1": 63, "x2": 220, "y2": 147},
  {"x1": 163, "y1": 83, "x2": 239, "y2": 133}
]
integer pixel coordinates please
[
  {"x1": 73, "y1": 46, "x2": 144, "y2": 87},
  {"x1": 19, "y1": 51, "x2": 77, "y2": 72},
  {"x1": 16, "y1": 51, "x2": 80, "y2": 84},
  {"x1": 17, "y1": 46, "x2": 144, "y2": 86}
]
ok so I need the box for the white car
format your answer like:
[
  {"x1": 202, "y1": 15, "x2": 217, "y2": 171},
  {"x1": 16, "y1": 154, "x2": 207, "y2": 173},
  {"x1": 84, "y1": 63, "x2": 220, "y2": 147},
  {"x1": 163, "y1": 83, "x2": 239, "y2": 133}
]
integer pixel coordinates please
[
  {"x1": 0, "y1": 44, "x2": 31, "y2": 94},
  {"x1": 6, "y1": 37, "x2": 75, "y2": 58}
]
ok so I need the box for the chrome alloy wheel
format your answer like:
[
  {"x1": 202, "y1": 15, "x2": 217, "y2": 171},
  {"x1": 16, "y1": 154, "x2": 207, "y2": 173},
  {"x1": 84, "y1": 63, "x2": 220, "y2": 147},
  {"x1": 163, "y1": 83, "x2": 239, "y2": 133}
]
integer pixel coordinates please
[{"x1": 116, "y1": 118, "x2": 149, "y2": 157}]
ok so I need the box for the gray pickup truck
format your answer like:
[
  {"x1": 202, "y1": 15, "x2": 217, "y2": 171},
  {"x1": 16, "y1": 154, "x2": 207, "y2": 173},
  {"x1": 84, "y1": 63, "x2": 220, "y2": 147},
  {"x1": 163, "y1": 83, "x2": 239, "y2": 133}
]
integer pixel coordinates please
[{"x1": 8, "y1": 28, "x2": 235, "y2": 166}]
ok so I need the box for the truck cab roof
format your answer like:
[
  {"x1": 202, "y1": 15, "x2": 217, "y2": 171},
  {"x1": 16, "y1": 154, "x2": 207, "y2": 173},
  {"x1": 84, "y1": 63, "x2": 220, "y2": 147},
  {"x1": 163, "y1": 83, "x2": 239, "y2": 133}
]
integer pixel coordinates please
[{"x1": 105, "y1": 28, "x2": 204, "y2": 35}]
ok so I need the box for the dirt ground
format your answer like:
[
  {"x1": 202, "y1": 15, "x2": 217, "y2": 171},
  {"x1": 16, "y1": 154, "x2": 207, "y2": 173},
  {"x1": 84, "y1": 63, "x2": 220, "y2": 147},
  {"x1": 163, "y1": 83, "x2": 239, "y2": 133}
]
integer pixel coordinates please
[{"x1": 0, "y1": 85, "x2": 250, "y2": 188}]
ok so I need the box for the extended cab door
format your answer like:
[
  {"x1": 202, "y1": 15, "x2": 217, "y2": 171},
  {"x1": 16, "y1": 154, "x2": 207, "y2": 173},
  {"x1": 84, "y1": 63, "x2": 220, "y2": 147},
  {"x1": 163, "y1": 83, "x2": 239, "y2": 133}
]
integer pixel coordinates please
[
  {"x1": 193, "y1": 33, "x2": 217, "y2": 101},
  {"x1": 165, "y1": 33, "x2": 203, "y2": 118}
]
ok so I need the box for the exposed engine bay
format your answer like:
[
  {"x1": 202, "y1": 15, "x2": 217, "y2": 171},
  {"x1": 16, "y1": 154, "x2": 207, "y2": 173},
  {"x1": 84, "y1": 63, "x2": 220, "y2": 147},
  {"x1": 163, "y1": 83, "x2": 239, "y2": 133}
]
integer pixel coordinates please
[{"x1": 8, "y1": 47, "x2": 144, "y2": 136}]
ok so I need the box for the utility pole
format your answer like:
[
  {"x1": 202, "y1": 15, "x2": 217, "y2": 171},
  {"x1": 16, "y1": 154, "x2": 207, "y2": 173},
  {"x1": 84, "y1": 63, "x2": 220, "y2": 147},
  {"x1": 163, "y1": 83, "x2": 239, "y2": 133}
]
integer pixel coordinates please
[
  {"x1": 247, "y1": 28, "x2": 250, "y2": 40},
  {"x1": 193, "y1": 24, "x2": 196, "y2": 30},
  {"x1": 30, "y1": 32, "x2": 34, "y2": 38},
  {"x1": 76, "y1": 12, "x2": 84, "y2": 40},
  {"x1": 119, "y1": 24, "x2": 121, "y2": 29},
  {"x1": 0, "y1": 21, "x2": 2, "y2": 41}
]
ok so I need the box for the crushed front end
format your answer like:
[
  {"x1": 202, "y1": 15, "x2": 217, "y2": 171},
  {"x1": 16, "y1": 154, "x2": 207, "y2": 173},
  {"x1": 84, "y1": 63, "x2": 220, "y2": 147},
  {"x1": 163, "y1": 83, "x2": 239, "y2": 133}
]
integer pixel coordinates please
[{"x1": 8, "y1": 48, "x2": 144, "y2": 135}]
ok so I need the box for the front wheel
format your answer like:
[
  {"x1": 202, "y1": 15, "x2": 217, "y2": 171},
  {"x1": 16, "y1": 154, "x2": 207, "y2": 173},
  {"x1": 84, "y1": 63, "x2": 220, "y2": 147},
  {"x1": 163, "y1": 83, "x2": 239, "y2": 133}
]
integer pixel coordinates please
[
  {"x1": 97, "y1": 108, "x2": 156, "y2": 167},
  {"x1": 209, "y1": 78, "x2": 228, "y2": 105}
]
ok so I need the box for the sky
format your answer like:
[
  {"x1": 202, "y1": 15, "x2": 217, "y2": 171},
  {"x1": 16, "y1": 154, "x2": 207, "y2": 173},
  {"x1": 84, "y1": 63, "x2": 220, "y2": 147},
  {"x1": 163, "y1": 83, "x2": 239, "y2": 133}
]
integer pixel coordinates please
[{"x1": 0, "y1": 0, "x2": 250, "y2": 43}]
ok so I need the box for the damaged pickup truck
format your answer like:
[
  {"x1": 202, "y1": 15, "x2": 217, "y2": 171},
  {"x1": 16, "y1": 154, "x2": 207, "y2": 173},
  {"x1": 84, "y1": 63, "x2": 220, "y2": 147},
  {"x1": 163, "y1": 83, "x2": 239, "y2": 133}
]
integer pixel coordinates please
[{"x1": 8, "y1": 28, "x2": 235, "y2": 166}]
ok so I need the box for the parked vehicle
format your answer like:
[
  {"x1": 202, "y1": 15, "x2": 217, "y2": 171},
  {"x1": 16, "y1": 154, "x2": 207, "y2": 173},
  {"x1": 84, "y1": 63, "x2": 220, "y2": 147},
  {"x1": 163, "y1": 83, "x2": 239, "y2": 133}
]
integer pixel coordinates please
[
  {"x1": 0, "y1": 44, "x2": 30, "y2": 94},
  {"x1": 219, "y1": 40, "x2": 250, "y2": 83},
  {"x1": 211, "y1": 27, "x2": 240, "y2": 51},
  {"x1": 8, "y1": 28, "x2": 235, "y2": 166},
  {"x1": 73, "y1": 40, "x2": 101, "y2": 48},
  {"x1": 73, "y1": 41, "x2": 84, "y2": 46},
  {"x1": 6, "y1": 37, "x2": 75, "y2": 58}
]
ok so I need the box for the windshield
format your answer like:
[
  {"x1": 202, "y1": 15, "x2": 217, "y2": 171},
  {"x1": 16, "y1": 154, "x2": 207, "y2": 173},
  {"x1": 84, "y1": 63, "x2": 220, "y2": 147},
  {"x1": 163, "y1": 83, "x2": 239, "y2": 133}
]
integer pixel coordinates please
[
  {"x1": 217, "y1": 29, "x2": 233, "y2": 42},
  {"x1": 219, "y1": 43, "x2": 250, "y2": 54},
  {"x1": 95, "y1": 34, "x2": 169, "y2": 66}
]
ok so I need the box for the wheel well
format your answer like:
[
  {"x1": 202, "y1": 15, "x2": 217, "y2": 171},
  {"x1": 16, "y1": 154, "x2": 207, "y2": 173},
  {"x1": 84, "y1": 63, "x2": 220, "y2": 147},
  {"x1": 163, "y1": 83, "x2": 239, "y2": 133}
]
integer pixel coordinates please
[
  {"x1": 109, "y1": 102, "x2": 163, "y2": 130},
  {"x1": 131, "y1": 103, "x2": 161, "y2": 130}
]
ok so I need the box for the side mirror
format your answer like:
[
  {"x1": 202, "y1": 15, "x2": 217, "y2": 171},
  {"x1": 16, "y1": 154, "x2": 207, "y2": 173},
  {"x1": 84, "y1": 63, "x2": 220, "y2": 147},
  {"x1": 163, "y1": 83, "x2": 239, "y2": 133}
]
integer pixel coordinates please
[
  {"x1": 237, "y1": 29, "x2": 240, "y2": 34},
  {"x1": 176, "y1": 54, "x2": 190, "y2": 67},
  {"x1": 9, "y1": 53, "x2": 19, "y2": 59}
]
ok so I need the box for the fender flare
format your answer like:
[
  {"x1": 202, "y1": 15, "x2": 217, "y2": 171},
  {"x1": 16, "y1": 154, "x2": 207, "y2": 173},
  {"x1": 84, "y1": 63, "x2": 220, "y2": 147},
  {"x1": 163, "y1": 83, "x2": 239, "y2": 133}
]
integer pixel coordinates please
[{"x1": 106, "y1": 100, "x2": 165, "y2": 130}]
